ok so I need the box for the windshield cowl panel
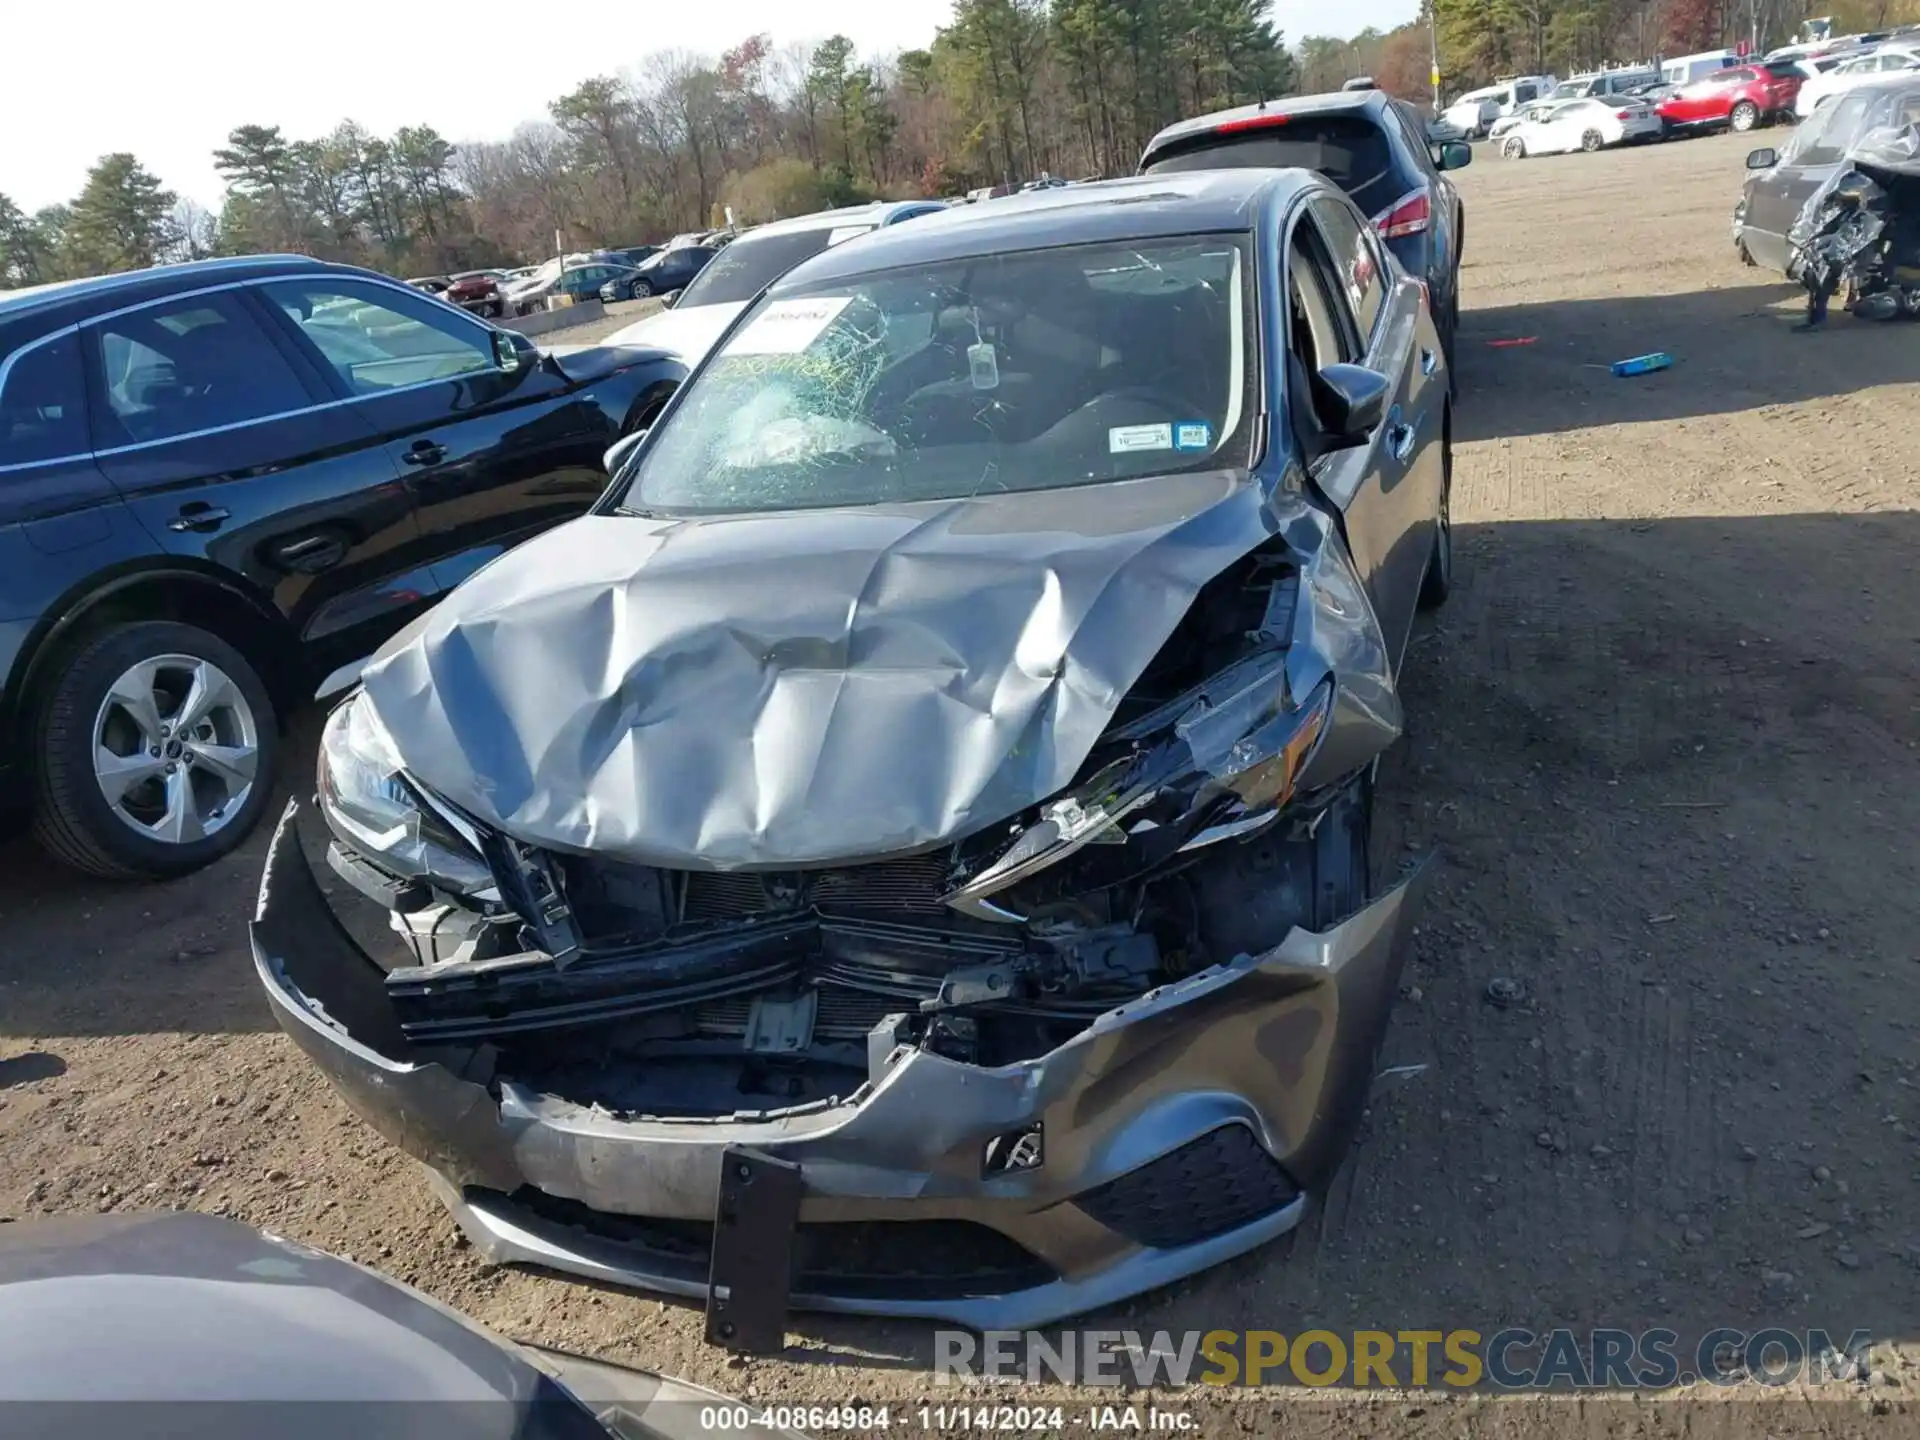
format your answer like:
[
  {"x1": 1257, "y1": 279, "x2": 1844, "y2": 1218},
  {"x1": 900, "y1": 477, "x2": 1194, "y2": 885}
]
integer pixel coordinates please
[{"x1": 620, "y1": 234, "x2": 1256, "y2": 517}]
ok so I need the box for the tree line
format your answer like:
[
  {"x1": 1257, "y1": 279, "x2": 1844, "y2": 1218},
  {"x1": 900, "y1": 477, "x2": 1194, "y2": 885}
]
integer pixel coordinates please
[{"x1": 5, "y1": 0, "x2": 1918, "y2": 290}]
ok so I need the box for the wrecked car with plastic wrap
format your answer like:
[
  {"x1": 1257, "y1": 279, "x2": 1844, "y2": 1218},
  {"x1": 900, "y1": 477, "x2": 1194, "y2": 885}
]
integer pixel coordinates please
[
  {"x1": 251, "y1": 170, "x2": 1453, "y2": 1344},
  {"x1": 1732, "y1": 76, "x2": 1920, "y2": 322}
]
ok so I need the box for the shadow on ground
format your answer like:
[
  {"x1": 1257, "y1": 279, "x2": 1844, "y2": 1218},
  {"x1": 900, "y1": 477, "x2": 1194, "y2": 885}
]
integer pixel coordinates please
[{"x1": 1455, "y1": 282, "x2": 1920, "y2": 439}]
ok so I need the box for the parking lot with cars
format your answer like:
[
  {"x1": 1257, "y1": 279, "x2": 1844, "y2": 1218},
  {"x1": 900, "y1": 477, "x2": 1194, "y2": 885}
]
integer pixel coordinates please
[{"x1": 3, "y1": 128, "x2": 1918, "y2": 1427}]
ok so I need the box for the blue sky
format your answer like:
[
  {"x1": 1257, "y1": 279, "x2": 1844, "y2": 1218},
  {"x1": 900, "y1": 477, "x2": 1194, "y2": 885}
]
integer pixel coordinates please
[{"x1": 6, "y1": 0, "x2": 1420, "y2": 211}]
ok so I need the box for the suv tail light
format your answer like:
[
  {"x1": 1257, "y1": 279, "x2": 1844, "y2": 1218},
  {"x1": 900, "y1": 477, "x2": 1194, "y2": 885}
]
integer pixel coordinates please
[{"x1": 1370, "y1": 187, "x2": 1431, "y2": 240}]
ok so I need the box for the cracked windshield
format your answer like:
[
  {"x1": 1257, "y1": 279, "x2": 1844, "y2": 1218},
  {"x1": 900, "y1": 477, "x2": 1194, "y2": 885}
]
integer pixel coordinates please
[{"x1": 620, "y1": 235, "x2": 1252, "y2": 514}]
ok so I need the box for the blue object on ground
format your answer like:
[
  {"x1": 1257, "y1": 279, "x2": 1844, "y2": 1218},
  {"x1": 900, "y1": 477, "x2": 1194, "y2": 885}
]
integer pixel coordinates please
[{"x1": 1611, "y1": 352, "x2": 1673, "y2": 377}]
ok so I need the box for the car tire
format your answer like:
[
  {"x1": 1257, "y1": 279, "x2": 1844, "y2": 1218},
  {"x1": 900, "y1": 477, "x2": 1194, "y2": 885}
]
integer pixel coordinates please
[
  {"x1": 632, "y1": 280, "x2": 653, "y2": 298},
  {"x1": 1502, "y1": 135, "x2": 1527, "y2": 160},
  {"x1": 1730, "y1": 101, "x2": 1760, "y2": 132},
  {"x1": 1581, "y1": 129, "x2": 1605, "y2": 152},
  {"x1": 1418, "y1": 411, "x2": 1453, "y2": 612},
  {"x1": 31, "y1": 621, "x2": 280, "y2": 880}
]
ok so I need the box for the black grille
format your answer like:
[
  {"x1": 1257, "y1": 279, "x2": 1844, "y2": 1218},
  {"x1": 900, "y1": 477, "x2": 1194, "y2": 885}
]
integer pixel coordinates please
[
  {"x1": 807, "y1": 855, "x2": 952, "y2": 912},
  {"x1": 682, "y1": 871, "x2": 779, "y2": 920},
  {"x1": 1074, "y1": 1126, "x2": 1299, "y2": 1249},
  {"x1": 694, "y1": 986, "x2": 906, "y2": 1042},
  {"x1": 488, "y1": 1187, "x2": 1055, "y2": 1300},
  {"x1": 680, "y1": 855, "x2": 953, "y2": 921}
]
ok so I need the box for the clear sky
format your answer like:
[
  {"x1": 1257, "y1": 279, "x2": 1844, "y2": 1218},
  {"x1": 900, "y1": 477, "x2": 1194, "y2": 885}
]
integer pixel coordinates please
[{"x1": 5, "y1": 0, "x2": 1419, "y2": 212}]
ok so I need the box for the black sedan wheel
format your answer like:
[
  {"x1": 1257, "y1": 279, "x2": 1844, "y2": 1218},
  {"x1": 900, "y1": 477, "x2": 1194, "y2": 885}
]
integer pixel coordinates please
[{"x1": 33, "y1": 621, "x2": 279, "y2": 878}]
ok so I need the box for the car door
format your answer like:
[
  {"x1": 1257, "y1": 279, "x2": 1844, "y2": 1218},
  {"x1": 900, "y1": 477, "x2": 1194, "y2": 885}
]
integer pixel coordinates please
[
  {"x1": 257, "y1": 275, "x2": 610, "y2": 598},
  {"x1": 1291, "y1": 196, "x2": 1442, "y2": 668},
  {"x1": 1542, "y1": 102, "x2": 1586, "y2": 150},
  {"x1": 83, "y1": 284, "x2": 427, "y2": 677}
]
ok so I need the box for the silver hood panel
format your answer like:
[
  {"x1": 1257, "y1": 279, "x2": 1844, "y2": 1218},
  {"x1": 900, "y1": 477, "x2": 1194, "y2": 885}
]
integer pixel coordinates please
[{"x1": 358, "y1": 469, "x2": 1282, "y2": 869}]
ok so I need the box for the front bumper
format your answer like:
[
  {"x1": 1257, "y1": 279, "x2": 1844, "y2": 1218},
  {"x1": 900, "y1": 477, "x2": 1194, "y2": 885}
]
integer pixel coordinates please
[{"x1": 253, "y1": 802, "x2": 1428, "y2": 1330}]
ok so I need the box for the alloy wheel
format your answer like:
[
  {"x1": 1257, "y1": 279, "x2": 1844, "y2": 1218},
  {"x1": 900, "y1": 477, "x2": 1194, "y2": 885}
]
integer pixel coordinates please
[{"x1": 91, "y1": 654, "x2": 260, "y2": 845}]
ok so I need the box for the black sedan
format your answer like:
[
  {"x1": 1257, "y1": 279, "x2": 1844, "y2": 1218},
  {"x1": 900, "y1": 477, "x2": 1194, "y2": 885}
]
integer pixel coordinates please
[
  {"x1": 257, "y1": 169, "x2": 1451, "y2": 1341},
  {"x1": 600, "y1": 245, "x2": 718, "y2": 301},
  {"x1": 1139, "y1": 87, "x2": 1473, "y2": 360},
  {"x1": 0, "y1": 1210, "x2": 798, "y2": 1439},
  {"x1": 0, "y1": 255, "x2": 684, "y2": 878}
]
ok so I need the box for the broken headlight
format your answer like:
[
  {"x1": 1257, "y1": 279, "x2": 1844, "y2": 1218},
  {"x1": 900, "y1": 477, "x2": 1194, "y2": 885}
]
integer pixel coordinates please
[
  {"x1": 317, "y1": 695, "x2": 495, "y2": 896},
  {"x1": 947, "y1": 668, "x2": 1334, "y2": 914}
]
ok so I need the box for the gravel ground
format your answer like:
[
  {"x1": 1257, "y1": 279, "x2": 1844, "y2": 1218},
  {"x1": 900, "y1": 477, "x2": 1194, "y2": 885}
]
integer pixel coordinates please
[{"x1": 3, "y1": 132, "x2": 1917, "y2": 1435}]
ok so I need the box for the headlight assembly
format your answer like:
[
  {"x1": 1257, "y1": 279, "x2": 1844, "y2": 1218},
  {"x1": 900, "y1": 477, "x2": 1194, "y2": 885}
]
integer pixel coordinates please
[
  {"x1": 945, "y1": 668, "x2": 1335, "y2": 916},
  {"x1": 317, "y1": 695, "x2": 496, "y2": 897}
]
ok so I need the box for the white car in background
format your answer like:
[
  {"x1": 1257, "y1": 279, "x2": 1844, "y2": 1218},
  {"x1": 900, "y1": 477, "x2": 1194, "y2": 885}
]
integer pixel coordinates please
[
  {"x1": 1442, "y1": 75, "x2": 1557, "y2": 137},
  {"x1": 1498, "y1": 96, "x2": 1663, "y2": 157},
  {"x1": 1795, "y1": 45, "x2": 1920, "y2": 115}
]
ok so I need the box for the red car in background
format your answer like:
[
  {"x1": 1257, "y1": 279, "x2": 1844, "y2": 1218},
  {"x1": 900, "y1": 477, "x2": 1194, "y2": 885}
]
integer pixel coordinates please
[
  {"x1": 1657, "y1": 62, "x2": 1804, "y2": 132},
  {"x1": 441, "y1": 269, "x2": 508, "y2": 318}
]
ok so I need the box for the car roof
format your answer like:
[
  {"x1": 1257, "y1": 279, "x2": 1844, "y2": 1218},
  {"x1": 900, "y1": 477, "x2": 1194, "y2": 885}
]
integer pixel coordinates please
[
  {"x1": 771, "y1": 170, "x2": 1309, "y2": 291},
  {"x1": 1141, "y1": 89, "x2": 1402, "y2": 162},
  {"x1": 0, "y1": 254, "x2": 341, "y2": 333}
]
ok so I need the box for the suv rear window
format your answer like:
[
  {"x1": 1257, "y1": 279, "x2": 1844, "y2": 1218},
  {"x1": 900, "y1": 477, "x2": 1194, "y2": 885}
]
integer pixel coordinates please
[
  {"x1": 675, "y1": 227, "x2": 873, "y2": 309},
  {"x1": 1144, "y1": 114, "x2": 1402, "y2": 216}
]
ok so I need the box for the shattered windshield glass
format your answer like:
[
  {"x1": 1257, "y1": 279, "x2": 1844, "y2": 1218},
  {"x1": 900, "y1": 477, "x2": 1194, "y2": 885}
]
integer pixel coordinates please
[{"x1": 619, "y1": 235, "x2": 1254, "y2": 515}]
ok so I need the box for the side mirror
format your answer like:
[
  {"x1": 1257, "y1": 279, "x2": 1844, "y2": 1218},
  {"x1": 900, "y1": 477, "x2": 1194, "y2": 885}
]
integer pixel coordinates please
[
  {"x1": 1746, "y1": 147, "x2": 1779, "y2": 170},
  {"x1": 603, "y1": 429, "x2": 647, "y2": 475},
  {"x1": 1312, "y1": 363, "x2": 1393, "y2": 449},
  {"x1": 1435, "y1": 140, "x2": 1474, "y2": 171},
  {"x1": 491, "y1": 330, "x2": 523, "y2": 373},
  {"x1": 662, "y1": 290, "x2": 683, "y2": 309}
]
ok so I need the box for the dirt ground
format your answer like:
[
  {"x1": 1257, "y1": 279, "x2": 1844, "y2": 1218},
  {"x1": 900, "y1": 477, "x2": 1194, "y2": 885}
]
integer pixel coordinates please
[{"x1": 3, "y1": 132, "x2": 1917, "y2": 1435}]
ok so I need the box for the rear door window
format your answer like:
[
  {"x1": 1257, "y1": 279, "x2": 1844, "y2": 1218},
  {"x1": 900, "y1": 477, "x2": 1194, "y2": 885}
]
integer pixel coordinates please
[
  {"x1": 0, "y1": 332, "x2": 89, "y2": 467},
  {"x1": 1310, "y1": 196, "x2": 1389, "y2": 347},
  {"x1": 1287, "y1": 218, "x2": 1361, "y2": 374},
  {"x1": 1146, "y1": 113, "x2": 1404, "y2": 215},
  {"x1": 90, "y1": 291, "x2": 318, "y2": 447},
  {"x1": 676, "y1": 230, "x2": 854, "y2": 308}
]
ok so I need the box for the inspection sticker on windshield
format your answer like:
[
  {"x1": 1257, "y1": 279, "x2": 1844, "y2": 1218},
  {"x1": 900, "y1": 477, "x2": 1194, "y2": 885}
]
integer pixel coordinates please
[
  {"x1": 1109, "y1": 422, "x2": 1172, "y2": 455},
  {"x1": 729, "y1": 296, "x2": 853, "y2": 355},
  {"x1": 1173, "y1": 421, "x2": 1212, "y2": 452}
]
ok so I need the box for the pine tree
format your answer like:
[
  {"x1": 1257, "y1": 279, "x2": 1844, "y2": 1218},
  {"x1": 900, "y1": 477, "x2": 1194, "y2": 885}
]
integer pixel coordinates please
[{"x1": 63, "y1": 154, "x2": 177, "y2": 275}]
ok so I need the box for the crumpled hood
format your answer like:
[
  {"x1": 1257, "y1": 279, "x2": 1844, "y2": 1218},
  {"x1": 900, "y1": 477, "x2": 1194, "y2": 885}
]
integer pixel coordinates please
[
  {"x1": 601, "y1": 301, "x2": 747, "y2": 367},
  {"x1": 358, "y1": 469, "x2": 1273, "y2": 870}
]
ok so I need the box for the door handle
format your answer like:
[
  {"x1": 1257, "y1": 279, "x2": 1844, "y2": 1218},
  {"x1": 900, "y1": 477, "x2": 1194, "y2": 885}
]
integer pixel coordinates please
[
  {"x1": 1387, "y1": 420, "x2": 1418, "y2": 463},
  {"x1": 402, "y1": 440, "x2": 448, "y2": 467},
  {"x1": 167, "y1": 503, "x2": 230, "y2": 534}
]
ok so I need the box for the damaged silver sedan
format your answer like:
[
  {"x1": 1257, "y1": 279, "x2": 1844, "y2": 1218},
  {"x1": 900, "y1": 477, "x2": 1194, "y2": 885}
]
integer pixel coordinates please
[{"x1": 251, "y1": 169, "x2": 1451, "y2": 1346}]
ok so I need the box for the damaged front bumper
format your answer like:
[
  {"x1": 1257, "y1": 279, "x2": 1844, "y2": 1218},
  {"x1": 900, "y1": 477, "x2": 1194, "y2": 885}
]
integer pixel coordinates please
[{"x1": 253, "y1": 803, "x2": 1428, "y2": 1334}]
